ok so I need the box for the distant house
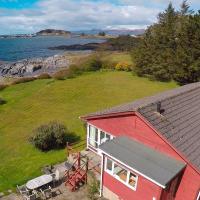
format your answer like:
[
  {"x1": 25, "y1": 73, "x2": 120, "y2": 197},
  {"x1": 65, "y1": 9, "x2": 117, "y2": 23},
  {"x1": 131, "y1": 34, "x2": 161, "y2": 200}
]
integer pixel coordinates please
[{"x1": 81, "y1": 82, "x2": 200, "y2": 200}]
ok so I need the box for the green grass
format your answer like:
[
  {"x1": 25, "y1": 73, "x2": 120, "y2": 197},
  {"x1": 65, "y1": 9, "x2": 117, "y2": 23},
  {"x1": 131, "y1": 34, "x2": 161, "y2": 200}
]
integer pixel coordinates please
[{"x1": 0, "y1": 71, "x2": 177, "y2": 192}]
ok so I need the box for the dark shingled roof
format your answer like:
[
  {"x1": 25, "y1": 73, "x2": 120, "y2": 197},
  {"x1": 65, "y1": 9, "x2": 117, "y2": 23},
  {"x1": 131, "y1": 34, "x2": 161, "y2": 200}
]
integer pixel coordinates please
[
  {"x1": 84, "y1": 82, "x2": 200, "y2": 172},
  {"x1": 99, "y1": 136, "x2": 186, "y2": 187}
]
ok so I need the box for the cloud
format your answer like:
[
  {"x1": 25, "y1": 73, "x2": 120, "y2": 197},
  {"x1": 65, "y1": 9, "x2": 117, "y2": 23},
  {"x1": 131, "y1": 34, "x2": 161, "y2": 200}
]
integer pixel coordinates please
[
  {"x1": 120, "y1": 0, "x2": 199, "y2": 8},
  {"x1": 0, "y1": 0, "x2": 197, "y2": 34},
  {"x1": 0, "y1": 0, "x2": 160, "y2": 34}
]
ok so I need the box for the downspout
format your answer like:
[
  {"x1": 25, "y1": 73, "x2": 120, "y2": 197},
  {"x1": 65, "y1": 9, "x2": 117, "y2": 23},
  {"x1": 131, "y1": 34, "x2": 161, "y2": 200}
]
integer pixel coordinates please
[
  {"x1": 86, "y1": 124, "x2": 89, "y2": 149},
  {"x1": 99, "y1": 153, "x2": 104, "y2": 197}
]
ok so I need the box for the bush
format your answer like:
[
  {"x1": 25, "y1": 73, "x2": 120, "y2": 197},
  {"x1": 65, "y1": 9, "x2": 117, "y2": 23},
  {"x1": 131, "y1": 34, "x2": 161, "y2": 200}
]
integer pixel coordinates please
[
  {"x1": 30, "y1": 121, "x2": 76, "y2": 151},
  {"x1": 87, "y1": 178, "x2": 100, "y2": 200},
  {"x1": 0, "y1": 84, "x2": 8, "y2": 91},
  {"x1": 0, "y1": 97, "x2": 6, "y2": 105},
  {"x1": 67, "y1": 64, "x2": 83, "y2": 77},
  {"x1": 83, "y1": 56, "x2": 102, "y2": 71},
  {"x1": 52, "y1": 69, "x2": 69, "y2": 80},
  {"x1": 53, "y1": 65, "x2": 83, "y2": 80},
  {"x1": 101, "y1": 60, "x2": 116, "y2": 70},
  {"x1": 11, "y1": 77, "x2": 36, "y2": 85},
  {"x1": 37, "y1": 73, "x2": 51, "y2": 79},
  {"x1": 115, "y1": 62, "x2": 132, "y2": 71}
]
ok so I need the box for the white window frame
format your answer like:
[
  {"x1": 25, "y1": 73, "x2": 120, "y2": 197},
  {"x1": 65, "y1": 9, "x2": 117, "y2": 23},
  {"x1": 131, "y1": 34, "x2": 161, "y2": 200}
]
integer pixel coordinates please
[
  {"x1": 105, "y1": 157, "x2": 138, "y2": 191},
  {"x1": 87, "y1": 124, "x2": 114, "y2": 149},
  {"x1": 88, "y1": 125, "x2": 99, "y2": 148},
  {"x1": 197, "y1": 191, "x2": 200, "y2": 200}
]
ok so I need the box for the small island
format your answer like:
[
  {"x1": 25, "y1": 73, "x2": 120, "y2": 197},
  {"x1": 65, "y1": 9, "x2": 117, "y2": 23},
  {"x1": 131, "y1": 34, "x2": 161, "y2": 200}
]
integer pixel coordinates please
[{"x1": 36, "y1": 29, "x2": 71, "y2": 36}]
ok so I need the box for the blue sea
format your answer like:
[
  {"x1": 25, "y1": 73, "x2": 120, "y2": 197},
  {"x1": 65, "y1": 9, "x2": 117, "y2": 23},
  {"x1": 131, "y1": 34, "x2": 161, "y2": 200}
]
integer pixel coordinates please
[{"x1": 0, "y1": 36, "x2": 105, "y2": 62}]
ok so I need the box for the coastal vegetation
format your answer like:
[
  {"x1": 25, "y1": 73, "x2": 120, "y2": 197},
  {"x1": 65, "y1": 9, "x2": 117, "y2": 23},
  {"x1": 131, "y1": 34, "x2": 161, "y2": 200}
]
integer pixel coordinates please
[
  {"x1": 0, "y1": 71, "x2": 177, "y2": 192},
  {"x1": 50, "y1": 35, "x2": 141, "y2": 51},
  {"x1": 133, "y1": 1, "x2": 200, "y2": 85}
]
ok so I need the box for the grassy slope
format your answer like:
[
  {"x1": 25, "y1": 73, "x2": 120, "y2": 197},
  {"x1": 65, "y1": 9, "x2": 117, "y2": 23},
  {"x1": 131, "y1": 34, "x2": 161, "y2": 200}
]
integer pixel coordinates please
[{"x1": 0, "y1": 71, "x2": 177, "y2": 192}]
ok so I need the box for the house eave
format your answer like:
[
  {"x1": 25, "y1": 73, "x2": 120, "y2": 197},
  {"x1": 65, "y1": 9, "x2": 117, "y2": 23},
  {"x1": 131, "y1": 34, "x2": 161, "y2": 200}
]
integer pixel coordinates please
[{"x1": 79, "y1": 111, "x2": 135, "y2": 121}]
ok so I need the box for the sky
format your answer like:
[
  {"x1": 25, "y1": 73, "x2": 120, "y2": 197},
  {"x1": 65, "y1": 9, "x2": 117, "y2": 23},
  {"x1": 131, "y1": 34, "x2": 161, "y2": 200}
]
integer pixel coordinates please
[{"x1": 0, "y1": 0, "x2": 199, "y2": 34}]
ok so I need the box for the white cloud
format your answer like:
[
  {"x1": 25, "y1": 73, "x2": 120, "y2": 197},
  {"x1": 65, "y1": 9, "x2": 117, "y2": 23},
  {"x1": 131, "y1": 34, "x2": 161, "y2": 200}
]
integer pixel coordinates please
[
  {"x1": 0, "y1": 0, "x2": 163, "y2": 34},
  {"x1": 120, "y1": 0, "x2": 199, "y2": 8}
]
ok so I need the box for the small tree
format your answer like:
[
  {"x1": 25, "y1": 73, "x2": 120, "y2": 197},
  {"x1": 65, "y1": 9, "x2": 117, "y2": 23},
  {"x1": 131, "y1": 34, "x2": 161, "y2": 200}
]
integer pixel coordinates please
[{"x1": 30, "y1": 121, "x2": 69, "y2": 151}]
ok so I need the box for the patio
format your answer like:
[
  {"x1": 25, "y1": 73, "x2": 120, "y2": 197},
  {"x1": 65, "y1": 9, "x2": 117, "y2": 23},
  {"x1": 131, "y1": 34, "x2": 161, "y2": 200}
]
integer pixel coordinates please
[
  {"x1": 1, "y1": 184, "x2": 90, "y2": 200},
  {"x1": 0, "y1": 149, "x2": 103, "y2": 200}
]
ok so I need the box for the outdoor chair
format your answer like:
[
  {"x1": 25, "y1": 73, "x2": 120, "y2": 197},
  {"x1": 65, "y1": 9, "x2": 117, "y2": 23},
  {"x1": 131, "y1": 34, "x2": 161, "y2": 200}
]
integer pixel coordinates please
[
  {"x1": 40, "y1": 186, "x2": 52, "y2": 199},
  {"x1": 51, "y1": 169, "x2": 61, "y2": 187},
  {"x1": 17, "y1": 184, "x2": 29, "y2": 195},
  {"x1": 51, "y1": 187, "x2": 62, "y2": 197},
  {"x1": 22, "y1": 193, "x2": 37, "y2": 200}
]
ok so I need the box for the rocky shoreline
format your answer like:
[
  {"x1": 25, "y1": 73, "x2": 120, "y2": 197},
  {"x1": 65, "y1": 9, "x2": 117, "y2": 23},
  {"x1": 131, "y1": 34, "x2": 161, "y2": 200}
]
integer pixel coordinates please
[
  {"x1": 49, "y1": 42, "x2": 101, "y2": 51},
  {"x1": 0, "y1": 54, "x2": 70, "y2": 78}
]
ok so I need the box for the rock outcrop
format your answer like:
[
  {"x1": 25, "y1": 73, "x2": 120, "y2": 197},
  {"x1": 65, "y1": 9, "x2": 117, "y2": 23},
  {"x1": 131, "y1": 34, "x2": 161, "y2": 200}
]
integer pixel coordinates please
[{"x1": 0, "y1": 55, "x2": 70, "y2": 77}]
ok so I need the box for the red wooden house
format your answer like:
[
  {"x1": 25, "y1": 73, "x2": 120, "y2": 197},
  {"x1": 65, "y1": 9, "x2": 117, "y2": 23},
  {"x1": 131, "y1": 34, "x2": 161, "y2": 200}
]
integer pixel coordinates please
[{"x1": 81, "y1": 82, "x2": 200, "y2": 200}]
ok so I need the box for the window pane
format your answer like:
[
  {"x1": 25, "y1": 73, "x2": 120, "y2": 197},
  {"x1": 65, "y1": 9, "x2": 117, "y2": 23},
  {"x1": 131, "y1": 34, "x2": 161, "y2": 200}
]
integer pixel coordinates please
[
  {"x1": 100, "y1": 131, "x2": 106, "y2": 144},
  {"x1": 106, "y1": 134, "x2": 111, "y2": 141},
  {"x1": 95, "y1": 128, "x2": 98, "y2": 142},
  {"x1": 106, "y1": 158, "x2": 113, "y2": 171},
  {"x1": 114, "y1": 163, "x2": 127, "y2": 183},
  {"x1": 128, "y1": 172, "x2": 137, "y2": 188},
  {"x1": 89, "y1": 126, "x2": 98, "y2": 148}
]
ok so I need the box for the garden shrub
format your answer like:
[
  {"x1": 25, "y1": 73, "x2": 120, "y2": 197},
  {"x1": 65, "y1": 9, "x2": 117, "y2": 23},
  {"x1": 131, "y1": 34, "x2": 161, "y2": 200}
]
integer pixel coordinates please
[
  {"x1": 37, "y1": 73, "x2": 51, "y2": 79},
  {"x1": 11, "y1": 77, "x2": 36, "y2": 85},
  {"x1": 115, "y1": 62, "x2": 132, "y2": 71},
  {"x1": 30, "y1": 121, "x2": 77, "y2": 151}
]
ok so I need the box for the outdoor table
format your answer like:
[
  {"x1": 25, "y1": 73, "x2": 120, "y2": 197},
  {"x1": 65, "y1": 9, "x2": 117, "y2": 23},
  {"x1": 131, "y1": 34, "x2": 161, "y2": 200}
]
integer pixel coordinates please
[{"x1": 26, "y1": 174, "x2": 53, "y2": 190}]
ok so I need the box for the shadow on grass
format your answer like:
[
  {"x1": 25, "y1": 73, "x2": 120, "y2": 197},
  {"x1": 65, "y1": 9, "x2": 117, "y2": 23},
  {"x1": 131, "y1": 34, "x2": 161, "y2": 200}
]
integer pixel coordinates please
[{"x1": 65, "y1": 132, "x2": 81, "y2": 144}]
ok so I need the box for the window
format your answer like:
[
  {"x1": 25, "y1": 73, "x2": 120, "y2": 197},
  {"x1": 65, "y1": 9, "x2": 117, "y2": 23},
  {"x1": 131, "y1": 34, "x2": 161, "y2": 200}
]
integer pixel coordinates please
[
  {"x1": 105, "y1": 157, "x2": 138, "y2": 190},
  {"x1": 197, "y1": 191, "x2": 200, "y2": 200},
  {"x1": 106, "y1": 134, "x2": 111, "y2": 141},
  {"x1": 100, "y1": 131, "x2": 111, "y2": 144},
  {"x1": 114, "y1": 163, "x2": 128, "y2": 183},
  {"x1": 128, "y1": 172, "x2": 137, "y2": 188},
  {"x1": 100, "y1": 131, "x2": 106, "y2": 144},
  {"x1": 88, "y1": 125, "x2": 98, "y2": 148},
  {"x1": 106, "y1": 158, "x2": 113, "y2": 172},
  {"x1": 88, "y1": 124, "x2": 113, "y2": 149}
]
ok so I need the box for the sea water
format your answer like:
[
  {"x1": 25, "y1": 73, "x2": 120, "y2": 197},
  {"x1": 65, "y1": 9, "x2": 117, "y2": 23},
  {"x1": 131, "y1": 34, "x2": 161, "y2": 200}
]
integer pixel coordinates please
[{"x1": 0, "y1": 36, "x2": 105, "y2": 62}]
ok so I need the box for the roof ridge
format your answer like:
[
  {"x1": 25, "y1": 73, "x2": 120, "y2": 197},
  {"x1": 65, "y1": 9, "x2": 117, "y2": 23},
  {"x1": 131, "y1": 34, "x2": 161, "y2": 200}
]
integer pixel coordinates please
[{"x1": 137, "y1": 83, "x2": 200, "y2": 111}]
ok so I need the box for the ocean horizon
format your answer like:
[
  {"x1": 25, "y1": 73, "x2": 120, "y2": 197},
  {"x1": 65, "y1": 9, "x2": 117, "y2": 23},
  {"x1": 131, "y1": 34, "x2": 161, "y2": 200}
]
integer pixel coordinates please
[{"x1": 0, "y1": 36, "x2": 105, "y2": 62}]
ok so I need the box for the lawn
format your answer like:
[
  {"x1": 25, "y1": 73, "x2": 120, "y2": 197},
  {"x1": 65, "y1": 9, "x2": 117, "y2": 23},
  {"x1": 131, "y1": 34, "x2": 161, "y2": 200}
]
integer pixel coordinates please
[{"x1": 0, "y1": 71, "x2": 177, "y2": 192}]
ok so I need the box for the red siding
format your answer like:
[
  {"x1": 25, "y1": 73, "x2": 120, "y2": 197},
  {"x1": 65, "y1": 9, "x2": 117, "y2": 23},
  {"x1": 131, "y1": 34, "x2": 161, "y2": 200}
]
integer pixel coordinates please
[
  {"x1": 103, "y1": 171, "x2": 162, "y2": 200},
  {"x1": 88, "y1": 114, "x2": 200, "y2": 200}
]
